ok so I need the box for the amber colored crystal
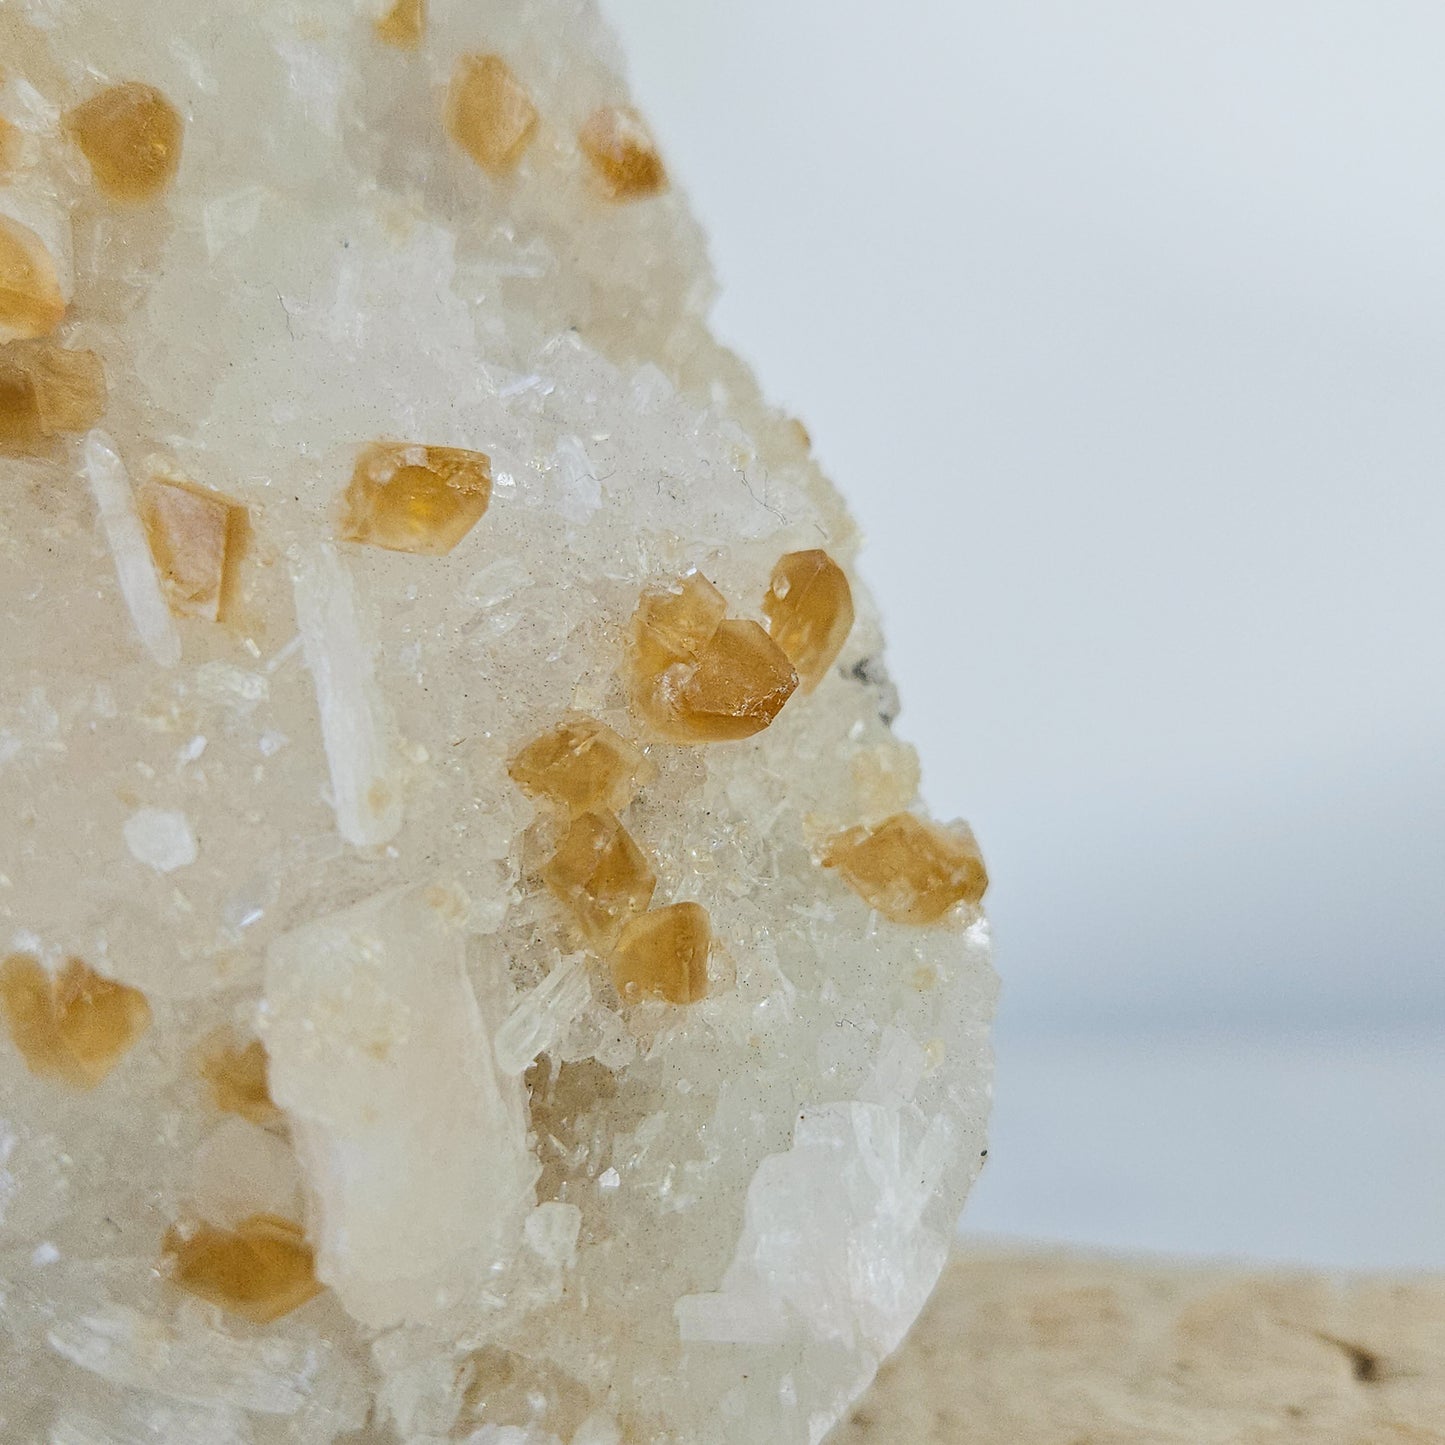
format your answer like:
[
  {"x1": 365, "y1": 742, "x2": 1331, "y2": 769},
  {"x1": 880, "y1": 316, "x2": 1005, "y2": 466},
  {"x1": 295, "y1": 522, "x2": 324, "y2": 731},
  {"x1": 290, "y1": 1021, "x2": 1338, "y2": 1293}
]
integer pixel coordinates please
[
  {"x1": 200, "y1": 1033, "x2": 280, "y2": 1125},
  {"x1": 0, "y1": 342, "x2": 106, "y2": 454},
  {"x1": 508, "y1": 717, "x2": 647, "y2": 816},
  {"x1": 0, "y1": 217, "x2": 66, "y2": 343},
  {"x1": 579, "y1": 105, "x2": 668, "y2": 201},
  {"x1": 542, "y1": 810, "x2": 656, "y2": 947},
  {"x1": 629, "y1": 574, "x2": 798, "y2": 742},
  {"x1": 65, "y1": 82, "x2": 183, "y2": 201},
  {"x1": 763, "y1": 549, "x2": 855, "y2": 690},
  {"x1": 162, "y1": 1214, "x2": 322, "y2": 1324},
  {"x1": 375, "y1": 0, "x2": 424, "y2": 48},
  {"x1": 445, "y1": 54, "x2": 538, "y2": 176},
  {"x1": 340, "y1": 441, "x2": 492, "y2": 555},
  {"x1": 634, "y1": 572, "x2": 727, "y2": 670},
  {"x1": 676, "y1": 620, "x2": 798, "y2": 741},
  {"x1": 822, "y1": 812, "x2": 988, "y2": 925},
  {"x1": 611, "y1": 902, "x2": 710, "y2": 1005},
  {"x1": 0, "y1": 953, "x2": 151, "y2": 1088},
  {"x1": 139, "y1": 478, "x2": 246, "y2": 621}
]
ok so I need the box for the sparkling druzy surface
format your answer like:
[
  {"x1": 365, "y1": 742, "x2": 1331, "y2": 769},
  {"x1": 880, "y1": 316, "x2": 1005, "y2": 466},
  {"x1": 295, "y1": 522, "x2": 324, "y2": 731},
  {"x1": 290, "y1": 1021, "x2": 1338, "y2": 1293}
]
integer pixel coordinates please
[{"x1": 0, "y1": 3, "x2": 996, "y2": 1442}]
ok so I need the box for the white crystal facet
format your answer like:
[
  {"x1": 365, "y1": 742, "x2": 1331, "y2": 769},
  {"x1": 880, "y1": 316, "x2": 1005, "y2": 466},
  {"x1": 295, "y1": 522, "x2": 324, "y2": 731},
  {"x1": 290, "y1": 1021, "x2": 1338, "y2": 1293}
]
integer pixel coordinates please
[
  {"x1": 83, "y1": 433, "x2": 181, "y2": 670},
  {"x1": 122, "y1": 807, "x2": 198, "y2": 873},
  {"x1": 290, "y1": 544, "x2": 403, "y2": 849},
  {"x1": 494, "y1": 955, "x2": 591, "y2": 1076},
  {"x1": 46, "y1": 1303, "x2": 366, "y2": 1422},
  {"x1": 262, "y1": 886, "x2": 536, "y2": 1328},
  {"x1": 677, "y1": 1101, "x2": 955, "y2": 1358}
]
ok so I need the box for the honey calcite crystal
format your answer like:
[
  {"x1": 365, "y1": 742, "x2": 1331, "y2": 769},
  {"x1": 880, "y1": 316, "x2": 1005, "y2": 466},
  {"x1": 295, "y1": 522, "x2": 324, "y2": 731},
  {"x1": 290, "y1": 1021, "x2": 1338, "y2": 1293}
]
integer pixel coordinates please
[
  {"x1": 629, "y1": 572, "x2": 800, "y2": 741},
  {"x1": 0, "y1": 953, "x2": 151, "y2": 1089},
  {"x1": 508, "y1": 716, "x2": 647, "y2": 816},
  {"x1": 765, "y1": 548, "x2": 857, "y2": 691},
  {"x1": 0, "y1": 3, "x2": 995, "y2": 1443},
  {"x1": 0, "y1": 340, "x2": 106, "y2": 453},
  {"x1": 0, "y1": 216, "x2": 67, "y2": 343},
  {"x1": 823, "y1": 813, "x2": 990, "y2": 927},
  {"x1": 64, "y1": 82, "x2": 184, "y2": 203},
  {"x1": 139, "y1": 476, "x2": 246, "y2": 620},
  {"x1": 163, "y1": 1214, "x2": 324, "y2": 1326}
]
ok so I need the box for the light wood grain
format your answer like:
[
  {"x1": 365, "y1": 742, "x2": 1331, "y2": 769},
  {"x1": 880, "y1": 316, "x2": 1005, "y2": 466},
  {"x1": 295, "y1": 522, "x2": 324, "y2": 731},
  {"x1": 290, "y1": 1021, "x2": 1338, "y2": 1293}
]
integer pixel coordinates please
[{"x1": 832, "y1": 1248, "x2": 1445, "y2": 1443}]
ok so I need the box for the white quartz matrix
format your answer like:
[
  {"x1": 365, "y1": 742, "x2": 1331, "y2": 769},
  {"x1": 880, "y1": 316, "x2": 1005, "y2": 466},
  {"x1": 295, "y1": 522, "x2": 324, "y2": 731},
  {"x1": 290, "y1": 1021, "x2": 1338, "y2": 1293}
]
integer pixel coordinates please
[{"x1": 0, "y1": 1, "x2": 996, "y2": 1441}]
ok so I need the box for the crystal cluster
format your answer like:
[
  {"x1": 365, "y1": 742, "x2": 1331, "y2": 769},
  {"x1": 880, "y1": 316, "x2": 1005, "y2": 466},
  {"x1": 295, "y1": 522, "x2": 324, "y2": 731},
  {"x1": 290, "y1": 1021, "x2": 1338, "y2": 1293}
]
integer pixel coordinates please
[{"x1": 0, "y1": 2, "x2": 996, "y2": 1441}]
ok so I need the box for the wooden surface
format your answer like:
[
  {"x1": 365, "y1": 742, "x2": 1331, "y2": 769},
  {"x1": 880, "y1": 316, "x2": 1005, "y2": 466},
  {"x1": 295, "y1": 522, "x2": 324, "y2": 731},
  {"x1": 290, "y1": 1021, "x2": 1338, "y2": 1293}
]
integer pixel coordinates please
[{"x1": 832, "y1": 1248, "x2": 1445, "y2": 1444}]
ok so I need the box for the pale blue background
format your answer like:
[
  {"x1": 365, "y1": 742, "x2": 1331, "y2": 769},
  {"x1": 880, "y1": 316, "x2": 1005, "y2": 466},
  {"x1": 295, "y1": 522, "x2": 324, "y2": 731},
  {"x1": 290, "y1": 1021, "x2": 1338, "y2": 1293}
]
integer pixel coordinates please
[{"x1": 601, "y1": 1, "x2": 1445, "y2": 1268}]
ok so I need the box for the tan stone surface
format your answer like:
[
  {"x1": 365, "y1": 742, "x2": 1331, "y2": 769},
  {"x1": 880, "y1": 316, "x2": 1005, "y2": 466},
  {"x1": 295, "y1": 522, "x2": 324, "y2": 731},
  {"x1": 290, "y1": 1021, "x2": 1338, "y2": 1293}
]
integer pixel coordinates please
[{"x1": 834, "y1": 1248, "x2": 1445, "y2": 1444}]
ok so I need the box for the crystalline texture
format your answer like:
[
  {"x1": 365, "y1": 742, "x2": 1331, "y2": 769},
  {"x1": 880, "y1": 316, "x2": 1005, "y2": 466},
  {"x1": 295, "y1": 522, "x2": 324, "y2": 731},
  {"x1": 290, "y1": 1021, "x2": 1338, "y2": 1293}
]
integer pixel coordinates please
[
  {"x1": 445, "y1": 54, "x2": 539, "y2": 177},
  {"x1": 579, "y1": 105, "x2": 668, "y2": 201},
  {"x1": 339, "y1": 441, "x2": 492, "y2": 556},
  {"x1": 45, "y1": 1302, "x2": 368, "y2": 1424},
  {"x1": 0, "y1": 214, "x2": 66, "y2": 342},
  {"x1": 508, "y1": 717, "x2": 647, "y2": 817},
  {"x1": 823, "y1": 812, "x2": 989, "y2": 926},
  {"x1": 0, "y1": 4, "x2": 996, "y2": 1441},
  {"x1": 163, "y1": 1214, "x2": 323, "y2": 1325},
  {"x1": 676, "y1": 1100, "x2": 955, "y2": 1359},
  {"x1": 678, "y1": 619, "x2": 799, "y2": 739},
  {"x1": 0, "y1": 341, "x2": 105, "y2": 453},
  {"x1": 628, "y1": 573, "x2": 800, "y2": 742},
  {"x1": 764, "y1": 548, "x2": 856, "y2": 691},
  {"x1": 64, "y1": 83, "x2": 183, "y2": 202},
  {"x1": 494, "y1": 954, "x2": 591, "y2": 1075},
  {"x1": 199, "y1": 1034, "x2": 281, "y2": 1125},
  {"x1": 83, "y1": 430, "x2": 182, "y2": 668},
  {"x1": 290, "y1": 542, "x2": 402, "y2": 847},
  {"x1": 261, "y1": 886, "x2": 536, "y2": 1329},
  {"x1": 0, "y1": 954, "x2": 151, "y2": 1089},
  {"x1": 542, "y1": 809, "x2": 657, "y2": 948},
  {"x1": 139, "y1": 478, "x2": 246, "y2": 621},
  {"x1": 611, "y1": 901, "x2": 711, "y2": 1005}
]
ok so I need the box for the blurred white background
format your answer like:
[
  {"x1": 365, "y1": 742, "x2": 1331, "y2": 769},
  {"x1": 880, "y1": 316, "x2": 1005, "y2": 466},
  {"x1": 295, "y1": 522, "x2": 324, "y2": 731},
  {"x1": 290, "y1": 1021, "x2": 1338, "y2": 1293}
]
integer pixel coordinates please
[{"x1": 602, "y1": 0, "x2": 1445, "y2": 1268}]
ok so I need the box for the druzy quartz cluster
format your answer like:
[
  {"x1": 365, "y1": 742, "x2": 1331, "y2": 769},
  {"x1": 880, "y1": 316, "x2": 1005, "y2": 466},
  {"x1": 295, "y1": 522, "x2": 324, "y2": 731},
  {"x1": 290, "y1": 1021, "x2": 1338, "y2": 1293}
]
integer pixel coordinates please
[{"x1": 0, "y1": 1, "x2": 996, "y2": 1441}]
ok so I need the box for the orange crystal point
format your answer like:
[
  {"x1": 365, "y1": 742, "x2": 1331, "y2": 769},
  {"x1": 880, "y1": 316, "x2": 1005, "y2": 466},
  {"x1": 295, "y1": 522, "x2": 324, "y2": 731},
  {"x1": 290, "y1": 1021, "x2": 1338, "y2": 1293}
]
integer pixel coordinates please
[
  {"x1": 0, "y1": 343, "x2": 106, "y2": 454},
  {"x1": 542, "y1": 810, "x2": 656, "y2": 947},
  {"x1": 677, "y1": 619, "x2": 798, "y2": 741},
  {"x1": 763, "y1": 549, "x2": 855, "y2": 690},
  {"x1": 508, "y1": 717, "x2": 647, "y2": 816},
  {"x1": 628, "y1": 574, "x2": 798, "y2": 742},
  {"x1": 200, "y1": 1033, "x2": 280, "y2": 1125},
  {"x1": 0, "y1": 953, "x2": 151, "y2": 1088},
  {"x1": 65, "y1": 82, "x2": 183, "y2": 201},
  {"x1": 375, "y1": 0, "x2": 424, "y2": 49},
  {"x1": 163, "y1": 1214, "x2": 322, "y2": 1324},
  {"x1": 0, "y1": 217, "x2": 66, "y2": 343},
  {"x1": 139, "y1": 478, "x2": 246, "y2": 621},
  {"x1": 822, "y1": 812, "x2": 988, "y2": 926},
  {"x1": 445, "y1": 54, "x2": 538, "y2": 176},
  {"x1": 341, "y1": 441, "x2": 492, "y2": 555},
  {"x1": 579, "y1": 105, "x2": 668, "y2": 201},
  {"x1": 611, "y1": 902, "x2": 710, "y2": 1005}
]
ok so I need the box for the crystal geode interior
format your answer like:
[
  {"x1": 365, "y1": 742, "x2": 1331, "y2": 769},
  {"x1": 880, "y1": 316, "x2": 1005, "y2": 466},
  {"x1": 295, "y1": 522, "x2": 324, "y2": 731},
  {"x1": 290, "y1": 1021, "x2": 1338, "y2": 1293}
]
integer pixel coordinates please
[{"x1": 0, "y1": 2, "x2": 996, "y2": 1441}]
